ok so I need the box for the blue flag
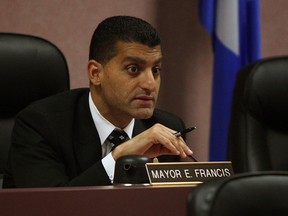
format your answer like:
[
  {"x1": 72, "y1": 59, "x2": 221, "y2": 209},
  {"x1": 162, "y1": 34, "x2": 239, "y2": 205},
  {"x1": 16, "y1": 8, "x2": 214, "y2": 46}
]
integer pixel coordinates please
[{"x1": 199, "y1": 0, "x2": 261, "y2": 160}]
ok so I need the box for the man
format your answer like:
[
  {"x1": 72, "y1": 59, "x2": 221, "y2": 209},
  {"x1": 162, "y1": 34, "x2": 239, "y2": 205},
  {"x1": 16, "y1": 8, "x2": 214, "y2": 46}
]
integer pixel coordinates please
[{"x1": 3, "y1": 16, "x2": 193, "y2": 188}]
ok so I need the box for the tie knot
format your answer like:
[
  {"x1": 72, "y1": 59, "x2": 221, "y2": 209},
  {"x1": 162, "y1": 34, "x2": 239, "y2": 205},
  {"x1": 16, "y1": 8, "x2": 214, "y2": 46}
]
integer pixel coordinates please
[{"x1": 107, "y1": 129, "x2": 129, "y2": 151}]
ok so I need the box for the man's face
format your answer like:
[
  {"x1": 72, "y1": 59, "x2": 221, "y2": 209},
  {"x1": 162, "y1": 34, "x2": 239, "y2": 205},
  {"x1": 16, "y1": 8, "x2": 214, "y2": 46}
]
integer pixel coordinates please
[{"x1": 93, "y1": 41, "x2": 162, "y2": 126}]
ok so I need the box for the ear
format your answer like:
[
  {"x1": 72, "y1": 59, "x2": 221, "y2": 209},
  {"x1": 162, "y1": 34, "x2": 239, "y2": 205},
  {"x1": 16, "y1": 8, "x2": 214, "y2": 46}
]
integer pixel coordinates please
[{"x1": 87, "y1": 60, "x2": 102, "y2": 85}]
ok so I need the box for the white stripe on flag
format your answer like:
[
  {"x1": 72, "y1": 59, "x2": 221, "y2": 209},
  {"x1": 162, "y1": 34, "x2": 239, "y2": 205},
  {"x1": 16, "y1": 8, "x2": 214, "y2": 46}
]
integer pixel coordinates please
[{"x1": 216, "y1": 0, "x2": 239, "y2": 56}]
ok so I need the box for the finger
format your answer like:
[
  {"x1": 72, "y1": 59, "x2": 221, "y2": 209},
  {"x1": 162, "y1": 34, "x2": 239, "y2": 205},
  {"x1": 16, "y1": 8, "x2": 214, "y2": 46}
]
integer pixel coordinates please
[
  {"x1": 158, "y1": 135, "x2": 181, "y2": 155},
  {"x1": 176, "y1": 136, "x2": 193, "y2": 157},
  {"x1": 147, "y1": 125, "x2": 181, "y2": 155},
  {"x1": 161, "y1": 126, "x2": 192, "y2": 154},
  {"x1": 168, "y1": 133, "x2": 187, "y2": 157},
  {"x1": 156, "y1": 128, "x2": 190, "y2": 157}
]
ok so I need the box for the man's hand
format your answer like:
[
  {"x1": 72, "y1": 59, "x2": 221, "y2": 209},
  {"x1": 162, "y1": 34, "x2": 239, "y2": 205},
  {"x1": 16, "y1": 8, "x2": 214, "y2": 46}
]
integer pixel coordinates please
[{"x1": 112, "y1": 123, "x2": 193, "y2": 160}]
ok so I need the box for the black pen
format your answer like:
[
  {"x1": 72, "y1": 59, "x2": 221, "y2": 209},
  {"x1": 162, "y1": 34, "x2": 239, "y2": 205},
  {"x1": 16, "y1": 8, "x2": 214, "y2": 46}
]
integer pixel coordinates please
[
  {"x1": 174, "y1": 127, "x2": 198, "y2": 162},
  {"x1": 174, "y1": 127, "x2": 196, "y2": 137}
]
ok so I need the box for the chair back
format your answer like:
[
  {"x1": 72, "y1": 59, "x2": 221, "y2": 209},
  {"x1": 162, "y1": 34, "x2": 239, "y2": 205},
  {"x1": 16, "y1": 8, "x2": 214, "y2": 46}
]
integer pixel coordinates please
[
  {"x1": 0, "y1": 33, "x2": 70, "y2": 187},
  {"x1": 188, "y1": 172, "x2": 288, "y2": 216},
  {"x1": 228, "y1": 56, "x2": 288, "y2": 173}
]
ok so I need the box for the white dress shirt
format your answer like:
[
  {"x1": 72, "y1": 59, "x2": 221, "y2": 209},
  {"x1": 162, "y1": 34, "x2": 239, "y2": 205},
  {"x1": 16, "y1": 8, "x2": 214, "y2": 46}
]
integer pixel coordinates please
[{"x1": 88, "y1": 93, "x2": 134, "y2": 183}]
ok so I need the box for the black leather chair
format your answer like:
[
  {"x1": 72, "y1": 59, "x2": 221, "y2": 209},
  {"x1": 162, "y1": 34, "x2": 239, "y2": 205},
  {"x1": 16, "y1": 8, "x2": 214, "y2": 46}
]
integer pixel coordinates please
[
  {"x1": 228, "y1": 56, "x2": 288, "y2": 173},
  {"x1": 0, "y1": 33, "x2": 70, "y2": 187},
  {"x1": 188, "y1": 172, "x2": 288, "y2": 216}
]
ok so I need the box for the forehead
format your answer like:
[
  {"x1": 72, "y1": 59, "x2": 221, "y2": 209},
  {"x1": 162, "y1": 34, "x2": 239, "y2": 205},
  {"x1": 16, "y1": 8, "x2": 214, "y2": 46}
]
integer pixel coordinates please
[{"x1": 114, "y1": 41, "x2": 162, "y2": 63}]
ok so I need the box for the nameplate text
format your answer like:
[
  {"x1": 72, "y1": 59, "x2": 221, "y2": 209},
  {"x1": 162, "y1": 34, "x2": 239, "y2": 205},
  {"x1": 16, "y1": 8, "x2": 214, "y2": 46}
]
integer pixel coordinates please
[{"x1": 145, "y1": 161, "x2": 233, "y2": 185}]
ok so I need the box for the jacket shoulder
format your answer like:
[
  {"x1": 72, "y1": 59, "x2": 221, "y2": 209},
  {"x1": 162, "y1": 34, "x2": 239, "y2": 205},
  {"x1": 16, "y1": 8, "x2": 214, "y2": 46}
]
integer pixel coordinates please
[
  {"x1": 150, "y1": 109, "x2": 185, "y2": 131},
  {"x1": 23, "y1": 88, "x2": 89, "y2": 113}
]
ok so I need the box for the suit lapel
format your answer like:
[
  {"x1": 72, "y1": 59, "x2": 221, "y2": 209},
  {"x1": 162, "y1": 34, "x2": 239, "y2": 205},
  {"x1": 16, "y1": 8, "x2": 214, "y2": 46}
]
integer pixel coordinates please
[
  {"x1": 133, "y1": 118, "x2": 153, "y2": 137},
  {"x1": 73, "y1": 92, "x2": 102, "y2": 172}
]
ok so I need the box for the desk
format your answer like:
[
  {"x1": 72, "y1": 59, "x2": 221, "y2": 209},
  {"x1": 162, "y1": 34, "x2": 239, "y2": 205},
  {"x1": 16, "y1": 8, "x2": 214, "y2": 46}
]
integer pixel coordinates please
[{"x1": 0, "y1": 185, "x2": 195, "y2": 216}]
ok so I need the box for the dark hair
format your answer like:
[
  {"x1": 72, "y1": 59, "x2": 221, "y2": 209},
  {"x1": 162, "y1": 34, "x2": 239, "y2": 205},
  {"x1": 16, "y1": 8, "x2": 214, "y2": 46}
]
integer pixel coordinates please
[{"x1": 89, "y1": 16, "x2": 161, "y2": 64}]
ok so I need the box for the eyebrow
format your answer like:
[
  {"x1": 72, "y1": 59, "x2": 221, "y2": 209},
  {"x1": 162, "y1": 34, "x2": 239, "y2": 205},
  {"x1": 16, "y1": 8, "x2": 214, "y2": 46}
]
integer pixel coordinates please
[{"x1": 122, "y1": 56, "x2": 162, "y2": 65}]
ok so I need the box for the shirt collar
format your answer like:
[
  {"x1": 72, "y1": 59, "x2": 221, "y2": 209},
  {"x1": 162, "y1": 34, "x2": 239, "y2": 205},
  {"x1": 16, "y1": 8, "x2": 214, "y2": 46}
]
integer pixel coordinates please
[{"x1": 88, "y1": 92, "x2": 134, "y2": 145}]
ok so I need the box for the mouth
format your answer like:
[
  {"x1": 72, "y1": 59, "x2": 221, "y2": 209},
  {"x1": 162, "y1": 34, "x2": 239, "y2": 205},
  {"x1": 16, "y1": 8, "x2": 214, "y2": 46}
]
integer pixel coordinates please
[
  {"x1": 135, "y1": 95, "x2": 154, "y2": 100},
  {"x1": 134, "y1": 95, "x2": 155, "y2": 106}
]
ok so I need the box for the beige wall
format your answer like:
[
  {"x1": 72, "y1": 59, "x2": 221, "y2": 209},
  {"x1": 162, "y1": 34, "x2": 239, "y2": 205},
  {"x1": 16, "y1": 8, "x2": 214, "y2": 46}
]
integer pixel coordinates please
[
  {"x1": 261, "y1": 0, "x2": 288, "y2": 57},
  {"x1": 1, "y1": 0, "x2": 287, "y2": 161}
]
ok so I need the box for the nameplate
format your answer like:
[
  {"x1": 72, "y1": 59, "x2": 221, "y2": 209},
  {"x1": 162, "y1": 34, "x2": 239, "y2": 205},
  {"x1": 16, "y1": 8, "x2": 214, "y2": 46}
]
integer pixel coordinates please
[{"x1": 145, "y1": 161, "x2": 233, "y2": 186}]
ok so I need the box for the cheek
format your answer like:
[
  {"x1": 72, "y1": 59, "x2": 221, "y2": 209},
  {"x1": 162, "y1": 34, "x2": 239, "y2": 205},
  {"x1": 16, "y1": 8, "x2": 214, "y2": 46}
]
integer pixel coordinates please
[
  {"x1": 157, "y1": 78, "x2": 161, "y2": 90},
  {"x1": 106, "y1": 79, "x2": 131, "y2": 101},
  {"x1": 103, "y1": 73, "x2": 123, "y2": 92},
  {"x1": 154, "y1": 78, "x2": 161, "y2": 94}
]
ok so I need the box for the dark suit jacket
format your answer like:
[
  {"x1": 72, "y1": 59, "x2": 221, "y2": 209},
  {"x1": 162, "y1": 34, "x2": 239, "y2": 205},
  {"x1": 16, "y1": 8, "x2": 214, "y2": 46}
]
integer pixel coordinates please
[{"x1": 3, "y1": 88, "x2": 185, "y2": 188}]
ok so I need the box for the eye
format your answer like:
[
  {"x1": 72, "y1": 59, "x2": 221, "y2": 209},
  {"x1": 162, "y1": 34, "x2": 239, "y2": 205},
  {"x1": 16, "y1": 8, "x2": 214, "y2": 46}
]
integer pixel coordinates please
[
  {"x1": 152, "y1": 66, "x2": 161, "y2": 75},
  {"x1": 127, "y1": 65, "x2": 139, "y2": 74}
]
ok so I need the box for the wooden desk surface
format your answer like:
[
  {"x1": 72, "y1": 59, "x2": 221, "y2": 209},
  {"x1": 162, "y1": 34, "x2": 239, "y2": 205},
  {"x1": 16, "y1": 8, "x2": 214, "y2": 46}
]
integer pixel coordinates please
[{"x1": 0, "y1": 185, "x2": 196, "y2": 216}]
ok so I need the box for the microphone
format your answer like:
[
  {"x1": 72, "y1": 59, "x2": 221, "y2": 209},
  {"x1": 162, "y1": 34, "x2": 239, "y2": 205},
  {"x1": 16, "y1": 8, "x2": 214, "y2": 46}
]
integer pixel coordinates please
[{"x1": 114, "y1": 155, "x2": 151, "y2": 185}]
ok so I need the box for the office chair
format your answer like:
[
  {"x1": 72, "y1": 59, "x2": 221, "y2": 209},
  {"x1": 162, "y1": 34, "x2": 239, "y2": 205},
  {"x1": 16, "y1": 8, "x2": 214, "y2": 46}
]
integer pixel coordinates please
[
  {"x1": 0, "y1": 33, "x2": 70, "y2": 187},
  {"x1": 228, "y1": 56, "x2": 288, "y2": 173},
  {"x1": 187, "y1": 172, "x2": 288, "y2": 216}
]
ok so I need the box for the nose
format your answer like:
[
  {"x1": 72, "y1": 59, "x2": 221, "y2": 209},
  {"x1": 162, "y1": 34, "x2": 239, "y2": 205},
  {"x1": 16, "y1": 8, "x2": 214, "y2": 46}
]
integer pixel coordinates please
[{"x1": 140, "y1": 70, "x2": 158, "y2": 92}]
